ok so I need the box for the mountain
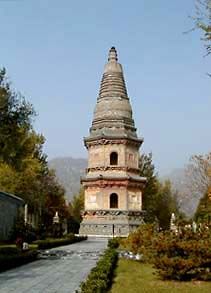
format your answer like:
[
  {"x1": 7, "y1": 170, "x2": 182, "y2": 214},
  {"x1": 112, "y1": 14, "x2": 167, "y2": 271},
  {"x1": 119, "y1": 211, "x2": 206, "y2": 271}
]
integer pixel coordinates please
[{"x1": 48, "y1": 157, "x2": 87, "y2": 202}]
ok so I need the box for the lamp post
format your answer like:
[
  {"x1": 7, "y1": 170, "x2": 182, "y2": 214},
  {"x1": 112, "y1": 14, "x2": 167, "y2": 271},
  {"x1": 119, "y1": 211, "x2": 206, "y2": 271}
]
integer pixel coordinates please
[{"x1": 53, "y1": 211, "x2": 60, "y2": 238}]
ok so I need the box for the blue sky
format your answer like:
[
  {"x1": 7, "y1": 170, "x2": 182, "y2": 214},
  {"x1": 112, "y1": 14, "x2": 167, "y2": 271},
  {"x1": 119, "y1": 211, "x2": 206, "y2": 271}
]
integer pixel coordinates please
[{"x1": 0, "y1": 0, "x2": 210, "y2": 175}]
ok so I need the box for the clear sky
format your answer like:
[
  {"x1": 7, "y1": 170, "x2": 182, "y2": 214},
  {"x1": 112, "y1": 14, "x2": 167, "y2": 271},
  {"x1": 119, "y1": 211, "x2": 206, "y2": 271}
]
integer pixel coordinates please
[{"x1": 0, "y1": 0, "x2": 210, "y2": 175}]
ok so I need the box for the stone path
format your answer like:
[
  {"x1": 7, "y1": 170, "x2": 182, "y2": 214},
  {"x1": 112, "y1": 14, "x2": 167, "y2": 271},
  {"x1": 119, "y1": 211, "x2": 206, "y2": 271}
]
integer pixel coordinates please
[{"x1": 0, "y1": 238, "x2": 107, "y2": 293}]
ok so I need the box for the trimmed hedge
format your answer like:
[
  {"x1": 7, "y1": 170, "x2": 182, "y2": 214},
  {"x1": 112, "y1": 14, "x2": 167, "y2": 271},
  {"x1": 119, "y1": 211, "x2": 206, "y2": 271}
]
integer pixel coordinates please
[
  {"x1": 0, "y1": 249, "x2": 38, "y2": 272},
  {"x1": 79, "y1": 247, "x2": 118, "y2": 293},
  {"x1": 0, "y1": 246, "x2": 19, "y2": 255},
  {"x1": 34, "y1": 235, "x2": 87, "y2": 250}
]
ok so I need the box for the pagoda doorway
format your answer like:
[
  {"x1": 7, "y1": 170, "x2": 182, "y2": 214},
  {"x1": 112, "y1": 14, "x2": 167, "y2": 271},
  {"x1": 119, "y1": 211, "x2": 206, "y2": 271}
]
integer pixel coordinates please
[{"x1": 110, "y1": 193, "x2": 118, "y2": 209}]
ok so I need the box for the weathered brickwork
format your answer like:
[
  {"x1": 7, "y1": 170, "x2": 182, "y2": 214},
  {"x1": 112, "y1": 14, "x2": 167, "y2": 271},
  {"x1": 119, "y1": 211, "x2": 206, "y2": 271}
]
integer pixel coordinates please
[
  {"x1": 85, "y1": 185, "x2": 142, "y2": 211},
  {"x1": 88, "y1": 143, "x2": 139, "y2": 173},
  {"x1": 85, "y1": 186, "x2": 128, "y2": 210},
  {"x1": 79, "y1": 47, "x2": 146, "y2": 236}
]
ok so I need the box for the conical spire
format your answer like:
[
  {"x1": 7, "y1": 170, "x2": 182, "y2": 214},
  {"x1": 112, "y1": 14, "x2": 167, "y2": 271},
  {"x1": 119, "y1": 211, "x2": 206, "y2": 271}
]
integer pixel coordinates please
[
  {"x1": 87, "y1": 47, "x2": 139, "y2": 141},
  {"x1": 98, "y1": 47, "x2": 128, "y2": 99}
]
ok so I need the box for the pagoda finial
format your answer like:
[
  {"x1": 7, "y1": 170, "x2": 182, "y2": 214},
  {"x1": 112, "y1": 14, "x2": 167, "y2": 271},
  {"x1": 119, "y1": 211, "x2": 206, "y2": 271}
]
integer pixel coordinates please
[{"x1": 108, "y1": 46, "x2": 118, "y2": 62}]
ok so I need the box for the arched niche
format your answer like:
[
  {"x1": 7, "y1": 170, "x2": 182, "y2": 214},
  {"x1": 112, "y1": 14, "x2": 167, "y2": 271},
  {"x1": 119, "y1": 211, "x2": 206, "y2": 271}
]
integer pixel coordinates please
[
  {"x1": 110, "y1": 152, "x2": 118, "y2": 165},
  {"x1": 110, "y1": 193, "x2": 118, "y2": 209}
]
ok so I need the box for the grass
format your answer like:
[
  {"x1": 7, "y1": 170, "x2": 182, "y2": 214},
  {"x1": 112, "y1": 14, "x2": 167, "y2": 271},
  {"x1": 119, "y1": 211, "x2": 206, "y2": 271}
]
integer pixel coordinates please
[{"x1": 109, "y1": 259, "x2": 211, "y2": 293}]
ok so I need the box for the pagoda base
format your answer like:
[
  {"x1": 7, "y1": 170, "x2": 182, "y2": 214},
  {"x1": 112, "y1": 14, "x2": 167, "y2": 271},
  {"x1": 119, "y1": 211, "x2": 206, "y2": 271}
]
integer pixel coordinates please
[{"x1": 79, "y1": 210, "x2": 145, "y2": 237}]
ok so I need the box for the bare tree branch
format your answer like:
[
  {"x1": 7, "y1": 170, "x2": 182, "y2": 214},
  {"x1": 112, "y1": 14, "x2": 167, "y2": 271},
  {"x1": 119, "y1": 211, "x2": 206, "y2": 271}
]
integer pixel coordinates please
[{"x1": 185, "y1": 152, "x2": 211, "y2": 198}]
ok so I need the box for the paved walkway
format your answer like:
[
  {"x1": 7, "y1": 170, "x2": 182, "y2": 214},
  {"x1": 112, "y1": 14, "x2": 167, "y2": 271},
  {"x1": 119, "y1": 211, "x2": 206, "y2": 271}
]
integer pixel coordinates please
[{"x1": 0, "y1": 238, "x2": 107, "y2": 293}]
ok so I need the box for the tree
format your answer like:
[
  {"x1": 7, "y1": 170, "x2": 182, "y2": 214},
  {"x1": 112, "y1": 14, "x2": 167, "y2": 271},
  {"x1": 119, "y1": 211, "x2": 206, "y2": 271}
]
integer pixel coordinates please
[
  {"x1": 194, "y1": 0, "x2": 211, "y2": 56},
  {"x1": 66, "y1": 187, "x2": 84, "y2": 233},
  {"x1": 185, "y1": 152, "x2": 211, "y2": 202},
  {"x1": 139, "y1": 153, "x2": 180, "y2": 229},
  {"x1": 70, "y1": 187, "x2": 84, "y2": 224},
  {"x1": 0, "y1": 68, "x2": 46, "y2": 206},
  {"x1": 0, "y1": 68, "x2": 38, "y2": 170},
  {"x1": 155, "y1": 180, "x2": 179, "y2": 230},
  {"x1": 0, "y1": 68, "x2": 68, "y2": 234},
  {"x1": 194, "y1": 188, "x2": 211, "y2": 223},
  {"x1": 139, "y1": 153, "x2": 159, "y2": 222},
  {"x1": 0, "y1": 162, "x2": 19, "y2": 194},
  {"x1": 41, "y1": 170, "x2": 68, "y2": 230}
]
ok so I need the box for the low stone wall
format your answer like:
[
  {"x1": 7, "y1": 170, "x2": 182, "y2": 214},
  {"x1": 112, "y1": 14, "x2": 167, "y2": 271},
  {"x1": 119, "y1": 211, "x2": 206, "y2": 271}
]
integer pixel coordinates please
[
  {"x1": 79, "y1": 223, "x2": 129, "y2": 237},
  {"x1": 79, "y1": 209, "x2": 145, "y2": 236}
]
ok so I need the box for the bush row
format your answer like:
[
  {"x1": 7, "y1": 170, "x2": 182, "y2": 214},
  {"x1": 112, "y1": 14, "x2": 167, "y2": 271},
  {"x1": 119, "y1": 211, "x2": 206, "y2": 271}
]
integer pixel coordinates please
[
  {"x1": 153, "y1": 228, "x2": 211, "y2": 281},
  {"x1": 34, "y1": 235, "x2": 87, "y2": 250},
  {"x1": 122, "y1": 224, "x2": 211, "y2": 281},
  {"x1": 0, "y1": 250, "x2": 38, "y2": 273},
  {"x1": 79, "y1": 247, "x2": 118, "y2": 293},
  {"x1": 0, "y1": 246, "x2": 19, "y2": 255}
]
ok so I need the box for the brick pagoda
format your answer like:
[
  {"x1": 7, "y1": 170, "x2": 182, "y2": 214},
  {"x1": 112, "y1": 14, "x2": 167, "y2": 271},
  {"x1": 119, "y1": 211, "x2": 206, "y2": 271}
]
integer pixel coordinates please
[{"x1": 79, "y1": 47, "x2": 146, "y2": 236}]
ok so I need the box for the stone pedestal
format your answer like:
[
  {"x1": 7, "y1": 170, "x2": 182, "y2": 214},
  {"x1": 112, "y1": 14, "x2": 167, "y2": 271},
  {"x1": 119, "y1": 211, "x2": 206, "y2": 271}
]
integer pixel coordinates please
[{"x1": 79, "y1": 210, "x2": 145, "y2": 237}]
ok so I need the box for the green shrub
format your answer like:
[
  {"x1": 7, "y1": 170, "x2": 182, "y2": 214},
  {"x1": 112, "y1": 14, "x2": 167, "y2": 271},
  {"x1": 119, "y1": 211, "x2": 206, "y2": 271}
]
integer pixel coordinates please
[
  {"x1": 153, "y1": 228, "x2": 211, "y2": 281},
  {"x1": 108, "y1": 238, "x2": 120, "y2": 249},
  {"x1": 10, "y1": 218, "x2": 37, "y2": 243},
  {"x1": 0, "y1": 250, "x2": 38, "y2": 272},
  {"x1": 0, "y1": 247, "x2": 19, "y2": 255},
  {"x1": 79, "y1": 248, "x2": 118, "y2": 293},
  {"x1": 34, "y1": 235, "x2": 87, "y2": 249},
  {"x1": 64, "y1": 233, "x2": 75, "y2": 240},
  {"x1": 121, "y1": 224, "x2": 157, "y2": 262}
]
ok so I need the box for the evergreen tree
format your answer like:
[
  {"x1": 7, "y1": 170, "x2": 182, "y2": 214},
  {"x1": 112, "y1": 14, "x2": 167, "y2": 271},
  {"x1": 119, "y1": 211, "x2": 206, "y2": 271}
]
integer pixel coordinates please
[
  {"x1": 139, "y1": 152, "x2": 159, "y2": 222},
  {"x1": 139, "y1": 153, "x2": 180, "y2": 229},
  {"x1": 155, "y1": 180, "x2": 179, "y2": 230},
  {"x1": 70, "y1": 187, "x2": 84, "y2": 224},
  {"x1": 195, "y1": 187, "x2": 211, "y2": 223}
]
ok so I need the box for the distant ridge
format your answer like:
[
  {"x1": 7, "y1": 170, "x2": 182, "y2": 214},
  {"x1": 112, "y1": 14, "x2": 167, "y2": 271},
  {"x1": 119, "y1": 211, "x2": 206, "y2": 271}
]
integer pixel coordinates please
[{"x1": 48, "y1": 157, "x2": 87, "y2": 202}]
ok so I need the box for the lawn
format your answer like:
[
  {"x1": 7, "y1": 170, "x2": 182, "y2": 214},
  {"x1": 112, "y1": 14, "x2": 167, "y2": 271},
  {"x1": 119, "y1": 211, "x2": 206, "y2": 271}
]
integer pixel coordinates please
[{"x1": 109, "y1": 259, "x2": 211, "y2": 293}]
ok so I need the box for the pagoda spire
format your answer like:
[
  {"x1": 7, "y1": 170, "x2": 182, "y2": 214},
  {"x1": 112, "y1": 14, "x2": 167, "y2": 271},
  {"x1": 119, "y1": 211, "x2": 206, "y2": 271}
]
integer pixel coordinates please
[
  {"x1": 99, "y1": 46, "x2": 128, "y2": 99},
  {"x1": 87, "y1": 47, "x2": 141, "y2": 141},
  {"x1": 108, "y1": 46, "x2": 118, "y2": 62}
]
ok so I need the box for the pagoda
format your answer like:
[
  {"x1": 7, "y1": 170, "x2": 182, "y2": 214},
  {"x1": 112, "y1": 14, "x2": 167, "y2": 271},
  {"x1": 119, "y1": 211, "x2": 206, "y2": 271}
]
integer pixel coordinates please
[{"x1": 79, "y1": 47, "x2": 146, "y2": 236}]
